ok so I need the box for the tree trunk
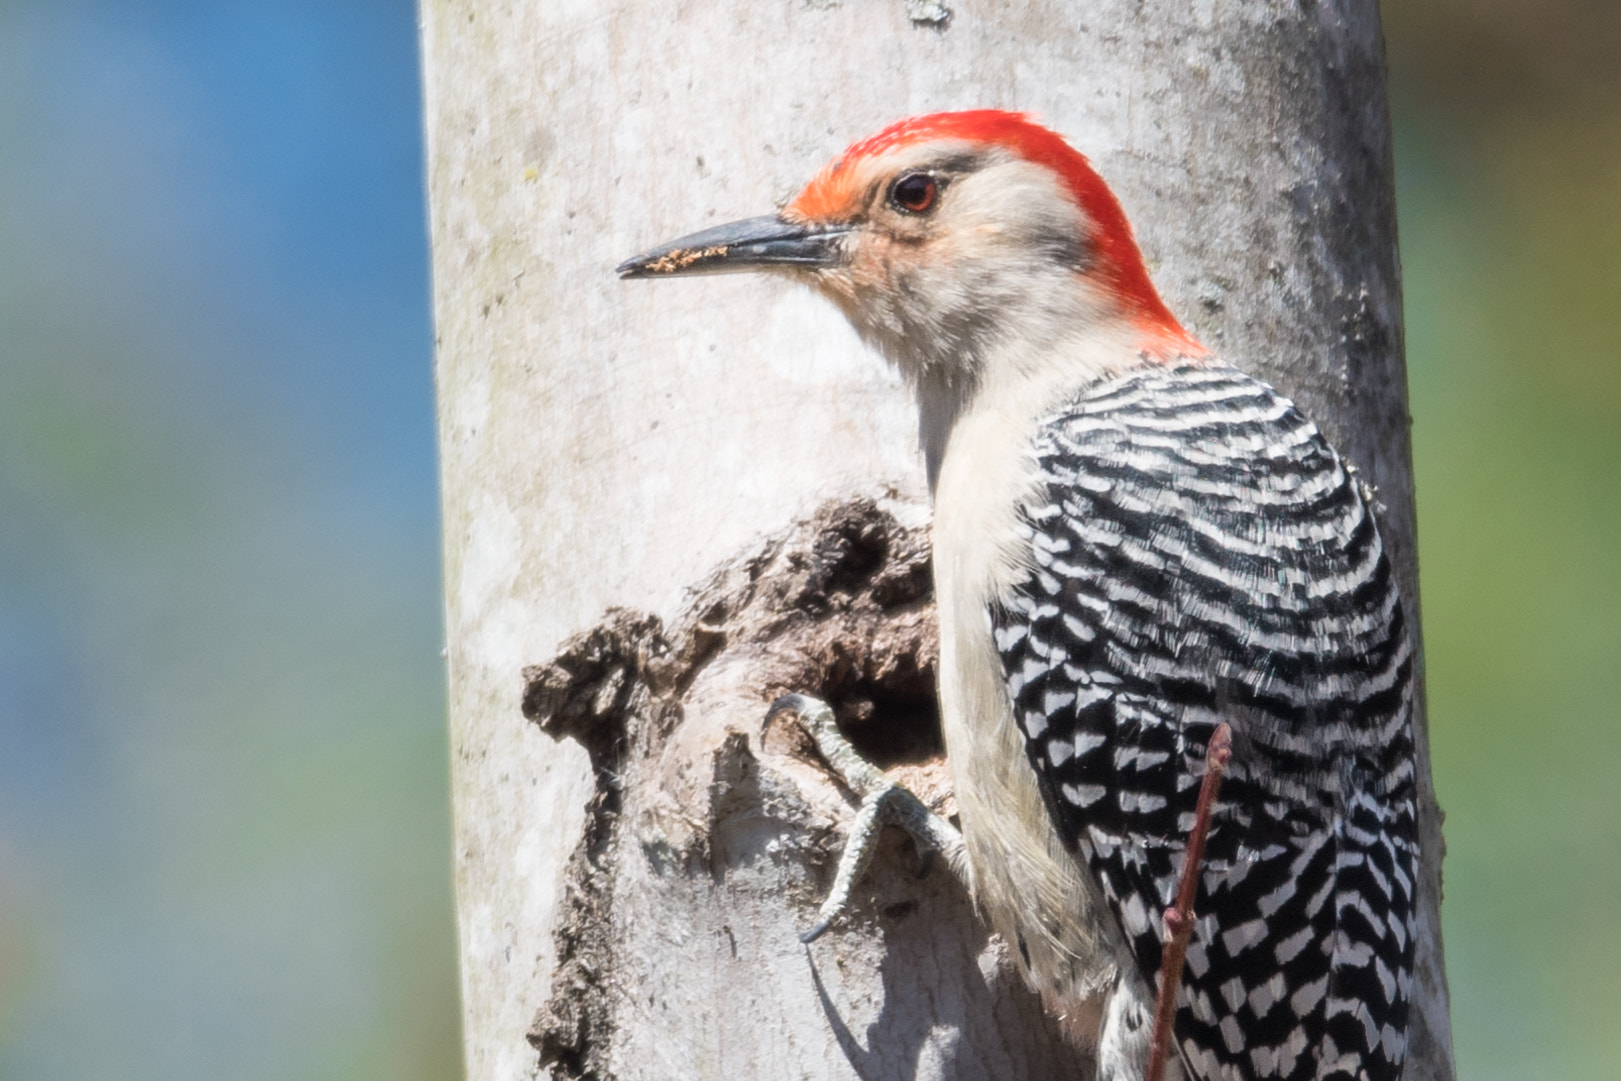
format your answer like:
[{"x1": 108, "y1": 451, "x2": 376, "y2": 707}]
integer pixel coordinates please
[{"x1": 420, "y1": 2, "x2": 1455, "y2": 1079}]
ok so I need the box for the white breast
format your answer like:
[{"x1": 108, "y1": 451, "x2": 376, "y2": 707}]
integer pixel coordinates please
[{"x1": 926, "y1": 334, "x2": 1145, "y2": 1030}]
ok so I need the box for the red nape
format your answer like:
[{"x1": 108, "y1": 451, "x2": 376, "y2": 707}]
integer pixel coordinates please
[{"x1": 791, "y1": 110, "x2": 1200, "y2": 349}]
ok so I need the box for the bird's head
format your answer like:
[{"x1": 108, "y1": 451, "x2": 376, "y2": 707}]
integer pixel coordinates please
[{"x1": 619, "y1": 111, "x2": 1204, "y2": 396}]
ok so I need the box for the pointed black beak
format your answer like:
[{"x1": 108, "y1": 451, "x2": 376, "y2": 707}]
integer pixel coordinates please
[{"x1": 616, "y1": 215, "x2": 851, "y2": 279}]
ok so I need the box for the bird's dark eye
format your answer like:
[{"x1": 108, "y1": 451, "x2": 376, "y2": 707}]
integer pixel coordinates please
[{"x1": 889, "y1": 173, "x2": 939, "y2": 214}]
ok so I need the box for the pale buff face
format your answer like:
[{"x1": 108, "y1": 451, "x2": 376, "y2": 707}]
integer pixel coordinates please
[
  {"x1": 785, "y1": 141, "x2": 1114, "y2": 387},
  {"x1": 618, "y1": 120, "x2": 1196, "y2": 406}
]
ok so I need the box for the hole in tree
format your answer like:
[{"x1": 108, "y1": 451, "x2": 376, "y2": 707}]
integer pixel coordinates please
[{"x1": 816, "y1": 649, "x2": 943, "y2": 771}]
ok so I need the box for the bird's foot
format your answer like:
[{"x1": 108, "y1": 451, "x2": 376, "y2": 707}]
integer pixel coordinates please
[{"x1": 764, "y1": 693, "x2": 964, "y2": 943}]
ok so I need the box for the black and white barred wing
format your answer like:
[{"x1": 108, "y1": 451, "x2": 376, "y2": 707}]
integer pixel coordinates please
[{"x1": 991, "y1": 365, "x2": 1419, "y2": 1081}]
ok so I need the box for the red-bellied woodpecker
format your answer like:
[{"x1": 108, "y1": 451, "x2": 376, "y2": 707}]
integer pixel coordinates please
[{"x1": 618, "y1": 111, "x2": 1418, "y2": 1081}]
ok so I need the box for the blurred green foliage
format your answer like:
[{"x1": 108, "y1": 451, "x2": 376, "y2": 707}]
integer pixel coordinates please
[{"x1": 1387, "y1": 0, "x2": 1621, "y2": 1076}]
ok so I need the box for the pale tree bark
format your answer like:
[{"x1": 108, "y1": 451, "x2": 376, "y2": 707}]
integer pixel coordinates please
[{"x1": 421, "y1": 2, "x2": 1455, "y2": 1079}]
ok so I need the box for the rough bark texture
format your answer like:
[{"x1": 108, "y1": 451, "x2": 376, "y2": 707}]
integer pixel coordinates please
[
  {"x1": 520, "y1": 500, "x2": 1087, "y2": 1080},
  {"x1": 421, "y1": 1, "x2": 1454, "y2": 1079}
]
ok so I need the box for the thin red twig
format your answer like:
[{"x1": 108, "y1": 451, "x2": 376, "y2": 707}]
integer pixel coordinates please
[{"x1": 1145, "y1": 722, "x2": 1233, "y2": 1081}]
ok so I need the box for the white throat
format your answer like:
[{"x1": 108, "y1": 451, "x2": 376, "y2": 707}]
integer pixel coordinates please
[{"x1": 906, "y1": 312, "x2": 1151, "y2": 490}]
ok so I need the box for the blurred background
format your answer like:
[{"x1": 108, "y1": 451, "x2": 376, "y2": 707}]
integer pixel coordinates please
[
  {"x1": 1385, "y1": 2, "x2": 1621, "y2": 1077},
  {"x1": 0, "y1": 1, "x2": 1614, "y2": 1079}
]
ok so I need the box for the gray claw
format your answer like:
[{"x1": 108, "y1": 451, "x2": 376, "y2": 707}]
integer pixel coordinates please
[{"x1": 765, "y1": 694, "x2": 965, "y2": 941}]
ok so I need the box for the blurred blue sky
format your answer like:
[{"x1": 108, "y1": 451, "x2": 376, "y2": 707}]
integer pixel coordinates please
[
  {"x1": 0, "y1": 2, "x2": 1617, "y2": 1080},
  {"x1": 0, "y1": 2, "x2": 454, "y2": 1080}
]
